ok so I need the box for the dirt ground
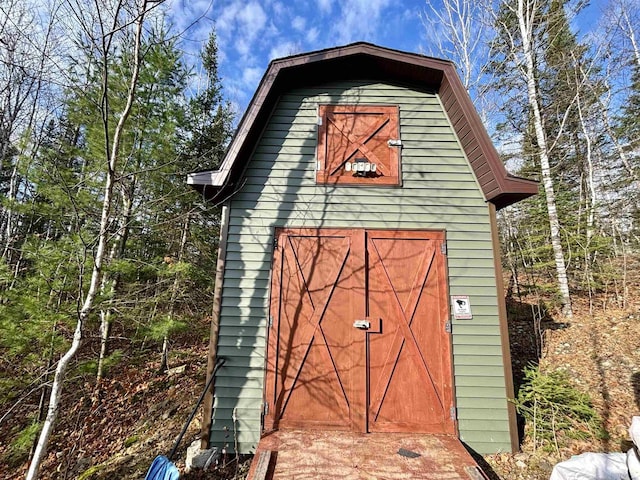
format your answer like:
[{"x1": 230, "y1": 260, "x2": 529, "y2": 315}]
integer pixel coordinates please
[
  {"x1": 485, "y1": 292, "x2": 640, "y2": 480},
  {"x1": 1, "y1": 289, "x2": 639, "y2": 479}
]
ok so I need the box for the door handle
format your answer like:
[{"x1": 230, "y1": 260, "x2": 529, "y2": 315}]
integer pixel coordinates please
[{"x1": 353, "y1": 320, "x2": 370, "y2": 330}]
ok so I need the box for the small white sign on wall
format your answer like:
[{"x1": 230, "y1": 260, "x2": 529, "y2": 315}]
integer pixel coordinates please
[{"x1": 451, "y1": 295, "x2": 472, "y2": 320}]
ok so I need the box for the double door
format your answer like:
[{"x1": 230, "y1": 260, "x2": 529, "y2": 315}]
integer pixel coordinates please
[{"x1": 263, "y1": 228, "x2": 455, "y2": 435}]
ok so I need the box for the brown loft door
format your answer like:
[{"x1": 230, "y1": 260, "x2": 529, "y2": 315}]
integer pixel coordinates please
[
  {"x1": 317, "y1": 105, "x2": 400, "y2": 186},
  {"x1": 264, "y1": 228, "x2": 454, "y2": 435}
]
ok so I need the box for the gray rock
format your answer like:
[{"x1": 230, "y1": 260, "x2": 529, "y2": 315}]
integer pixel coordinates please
[{"x1": 185, "y1": 439, "x2": 220, "y2": 473}]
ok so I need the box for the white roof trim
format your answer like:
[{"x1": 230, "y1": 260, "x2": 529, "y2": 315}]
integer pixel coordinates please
[{"x1": 186, "y1": 170, "x2": 226, "y2": 187}]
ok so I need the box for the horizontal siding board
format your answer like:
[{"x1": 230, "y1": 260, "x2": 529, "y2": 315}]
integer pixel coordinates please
[
  {"x1": 228, "y1": 203, "x2": 489, "y2": 217},
  {"x1": 221, "y1": 296, "x2": 269, "y2": 309},
  {"x1": 215, "y1": 386, "x2": 264, "y2": 399},
  {"x1": 209, "y1": 81, "x2": 509, "y2": 455},
  {"x1": 454, "y1": 364, "x2": 505, "y2": 375},
  {"x1": 225, "y1": 221, "x2": 492, "y2": 235},
  {"x1": 451, "y1": 325, "x2": 507, "y2": 336},
  {"x1": 213, "y1": 396, "x2": 266, "y2": 409},
  {"x1": 219, "y1": 308, "x2": 266, "y2": 324},
  {"x1": 213, "y1": 367, "x2": 264, "y2": 380},
  {"x1": 224, "y1": 251, "x2": 495, "y2": 270},
  {"x1": 458, "y1": 419, "x2": 510, "y2": 432},
  {"x1": 456, "y1": 396, "x2": 509, "y2": 409},
  {"x1": 228, "y1": 210, "x2": 491, "y2": 226},
  {"x1": 457, "y1": 408, "x2": 511, "y2": 421},
  {"x1": 220, "y1": 286, "x2": 269, "y2": 298},
  {"x1": 229, "y1": 196, "x2": 486, "y2": 210},
  {"x1": 221, "y1": 276, "x2": 271, "y2": 290},
  {"x1": 456, "y1": 354, "x2": 502, "y2": 366},
  {"x1": 235, "y1": 183, "x2": 484, "y2": 196},
  {"x1": 454, "y1": 375, "x2": 506, "y2": 388},
  {"x1": 400, "y1": 111, "x2": 451, "y2": 122},
  {"x1": 223, "y1": 269, "x2": 267, "y2": 280},
  {"x1": 217, "y1": 333, "x2": 266, "y2": 348},
  {"x1": 215, "y1": 376, "x2": 264, "y2": 389},
  {"x1": 216, "y1": 343, "x2": 265, "y2": 357},
  {"x1": 402, "y1": 132, "x2": 459, "y2": 142},
  {"x1": 224, "y1": 234, "x2": 494, "y2": 252},
  {"x1": 245, "y1": 156, "x2": 473, "y2": 171},
  {"x1": 229, "y1": 191, "x2": 487, "y2": 205},
  {"x1": 457, "y1": 440, "x2": 512, "y2": 455},
  {"x1": 211, "y1": 406, "x2": 261, "y2": 417},
  {"x1": 451, "y1": 317, "x2": 499, "y2": 327},
  {"x1": 452, "y1": 335, "x2": 502, "y2": 346}
]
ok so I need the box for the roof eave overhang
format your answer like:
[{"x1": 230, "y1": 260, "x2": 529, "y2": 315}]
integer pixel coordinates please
[{"x1": 188, "y1": 42, "x2": 538, "y2": 209}]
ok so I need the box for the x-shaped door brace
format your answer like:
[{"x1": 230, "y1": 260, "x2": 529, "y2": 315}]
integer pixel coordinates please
[
  {"x1": 278, "y1": 237, "x2": 352, "y2": 417},
  {"x1": 327, "y1": 114, "x2": 390, "y2": 176},
  {"x1": 368, "y1": 241, "x2": 444, "y2": 419}
]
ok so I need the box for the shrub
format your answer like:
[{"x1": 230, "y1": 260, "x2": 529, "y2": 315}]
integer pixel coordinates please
[{"x1": 514, "y1": 365, "x2": 605, "y2": 452}]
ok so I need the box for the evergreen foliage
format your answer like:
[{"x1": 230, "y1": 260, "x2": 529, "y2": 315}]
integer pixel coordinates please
[
  {"x1": 493, "y1": 0, "x2": 623, "y2": 304},
  {"x1": 514, "y1": 365, "x2": 605, "y2": 452},
  {"x1": 0, "y1": 14, "x2": 233, "y2": 463}
]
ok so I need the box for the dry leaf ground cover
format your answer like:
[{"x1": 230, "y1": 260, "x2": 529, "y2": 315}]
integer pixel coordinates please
[
  {"x1": 2, "y1": 284, "x2": 640, "y2": 479},
  {"x1": 486, "y1": 291, "x2": 640, "y2": 480}
]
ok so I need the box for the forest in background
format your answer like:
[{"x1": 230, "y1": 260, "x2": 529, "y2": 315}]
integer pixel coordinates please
[{"x1": 0, "y1": 0, "x2": 639, "y2": 478}]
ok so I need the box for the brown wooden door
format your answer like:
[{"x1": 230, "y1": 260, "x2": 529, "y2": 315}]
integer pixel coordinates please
[
  {"x1": 366, "y1": 230, "x2": 455, "y2": 434},
  {"x1": 316, "y1": 105, "x2": 400, "y2": 186},
  {"x1": 264, "y1": 228, "x2": 454, "y2": 435}
]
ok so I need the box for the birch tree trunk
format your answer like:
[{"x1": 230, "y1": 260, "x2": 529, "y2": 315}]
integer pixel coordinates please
[
  {"x1": 25, "y1": 3, "x2": 149, "y2": 477},
  {"x1": 96, "y1": 184, "x2": 133, "y2": 384},
  {"x1": 516, "y1": 0, "x2": 573, "y2": 317}
]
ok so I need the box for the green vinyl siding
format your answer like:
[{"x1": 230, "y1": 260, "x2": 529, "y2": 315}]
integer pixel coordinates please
[{"x1": 209, "y1": 80, "x2": 511, "y2": 454}]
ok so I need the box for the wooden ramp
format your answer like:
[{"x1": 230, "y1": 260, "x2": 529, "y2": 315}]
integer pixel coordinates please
[{"x1": 246, "y1": 430, "x2": 488, "y2": 480}]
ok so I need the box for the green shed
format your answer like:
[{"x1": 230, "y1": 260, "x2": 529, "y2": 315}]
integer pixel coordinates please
[{"x1": 188, "y1": 42, "x2": 537, "y2": 457}]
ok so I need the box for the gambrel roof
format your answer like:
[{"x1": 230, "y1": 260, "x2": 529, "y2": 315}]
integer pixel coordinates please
[{"x1": 188, "y1": 42, "x2": 537, "y2": 210}]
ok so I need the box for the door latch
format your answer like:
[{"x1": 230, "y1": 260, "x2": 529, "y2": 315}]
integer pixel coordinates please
[{"x1": 353, "y1": 320, "x2": 370, "y2": 330}]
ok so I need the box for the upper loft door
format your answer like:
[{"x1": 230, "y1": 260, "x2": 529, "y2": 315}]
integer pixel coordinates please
[
  {"x1": 316, "y1": 105, "x2": 401, "y2": 186},
  {"x1": 264, "y1": 228, "x2": 454, "y2": 435}
]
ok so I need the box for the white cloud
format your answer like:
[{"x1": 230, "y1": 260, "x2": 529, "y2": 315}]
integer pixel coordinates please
[
  {"x1": 238, "y1": 1, "x2": 268, "y2": 33},
  {"x1": 269, "y1": 41, "x2": 301, "y2": 60},
  {"x1": 235, "y1": 37, "x2": 252, "y2": 56},
  {"x1": 216, "y1": 2, "x2": 241, "y2": 36},
  {"x1": 292, "y1": 16, "x2": 306, "y2": 32},
  {"x1": 306, "y1": 26, "x2": 320, "y2": 44},
  {"x1": 214, "y1": 1, "x2": 269, "y2": 56},
  {"x1": 271, "y1": 1, "x2": 288, "y2": 18},
  {"x1": 330, "y1": 0, "x2": 393, "y2": 44},
  {"x1": 318, "y1": 0, "x2": 333, "y2": 15},
  {"x1": 265, "y1": 20, "x2": 280, "y2": 39},
  {"x1": 242, "y1": 66, "x2": 263, "y2": 86}
]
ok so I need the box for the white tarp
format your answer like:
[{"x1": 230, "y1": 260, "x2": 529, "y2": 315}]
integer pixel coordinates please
[
  {"x1": 549, "y1": 452, "x2": 629, "y2": 480},
  {"x1": 549, "y1": 417, "x2": 640, "y2": 480},
  {"x1": 629, "y1": 417, "x2": 640, "y2": 480}
]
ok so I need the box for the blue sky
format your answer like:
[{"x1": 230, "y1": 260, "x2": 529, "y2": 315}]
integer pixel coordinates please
[
  {"x1": 167, "y1": 0, "x2": 605, "y2": 116},
  {"x1": 168, "y1": 0, "x2": 439, "y2": 112}
]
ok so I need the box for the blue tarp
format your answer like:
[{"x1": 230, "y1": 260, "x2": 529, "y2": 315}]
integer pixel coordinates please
[{"x1": 145, "y1": 455, "x2": 179, "y2": 480}]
